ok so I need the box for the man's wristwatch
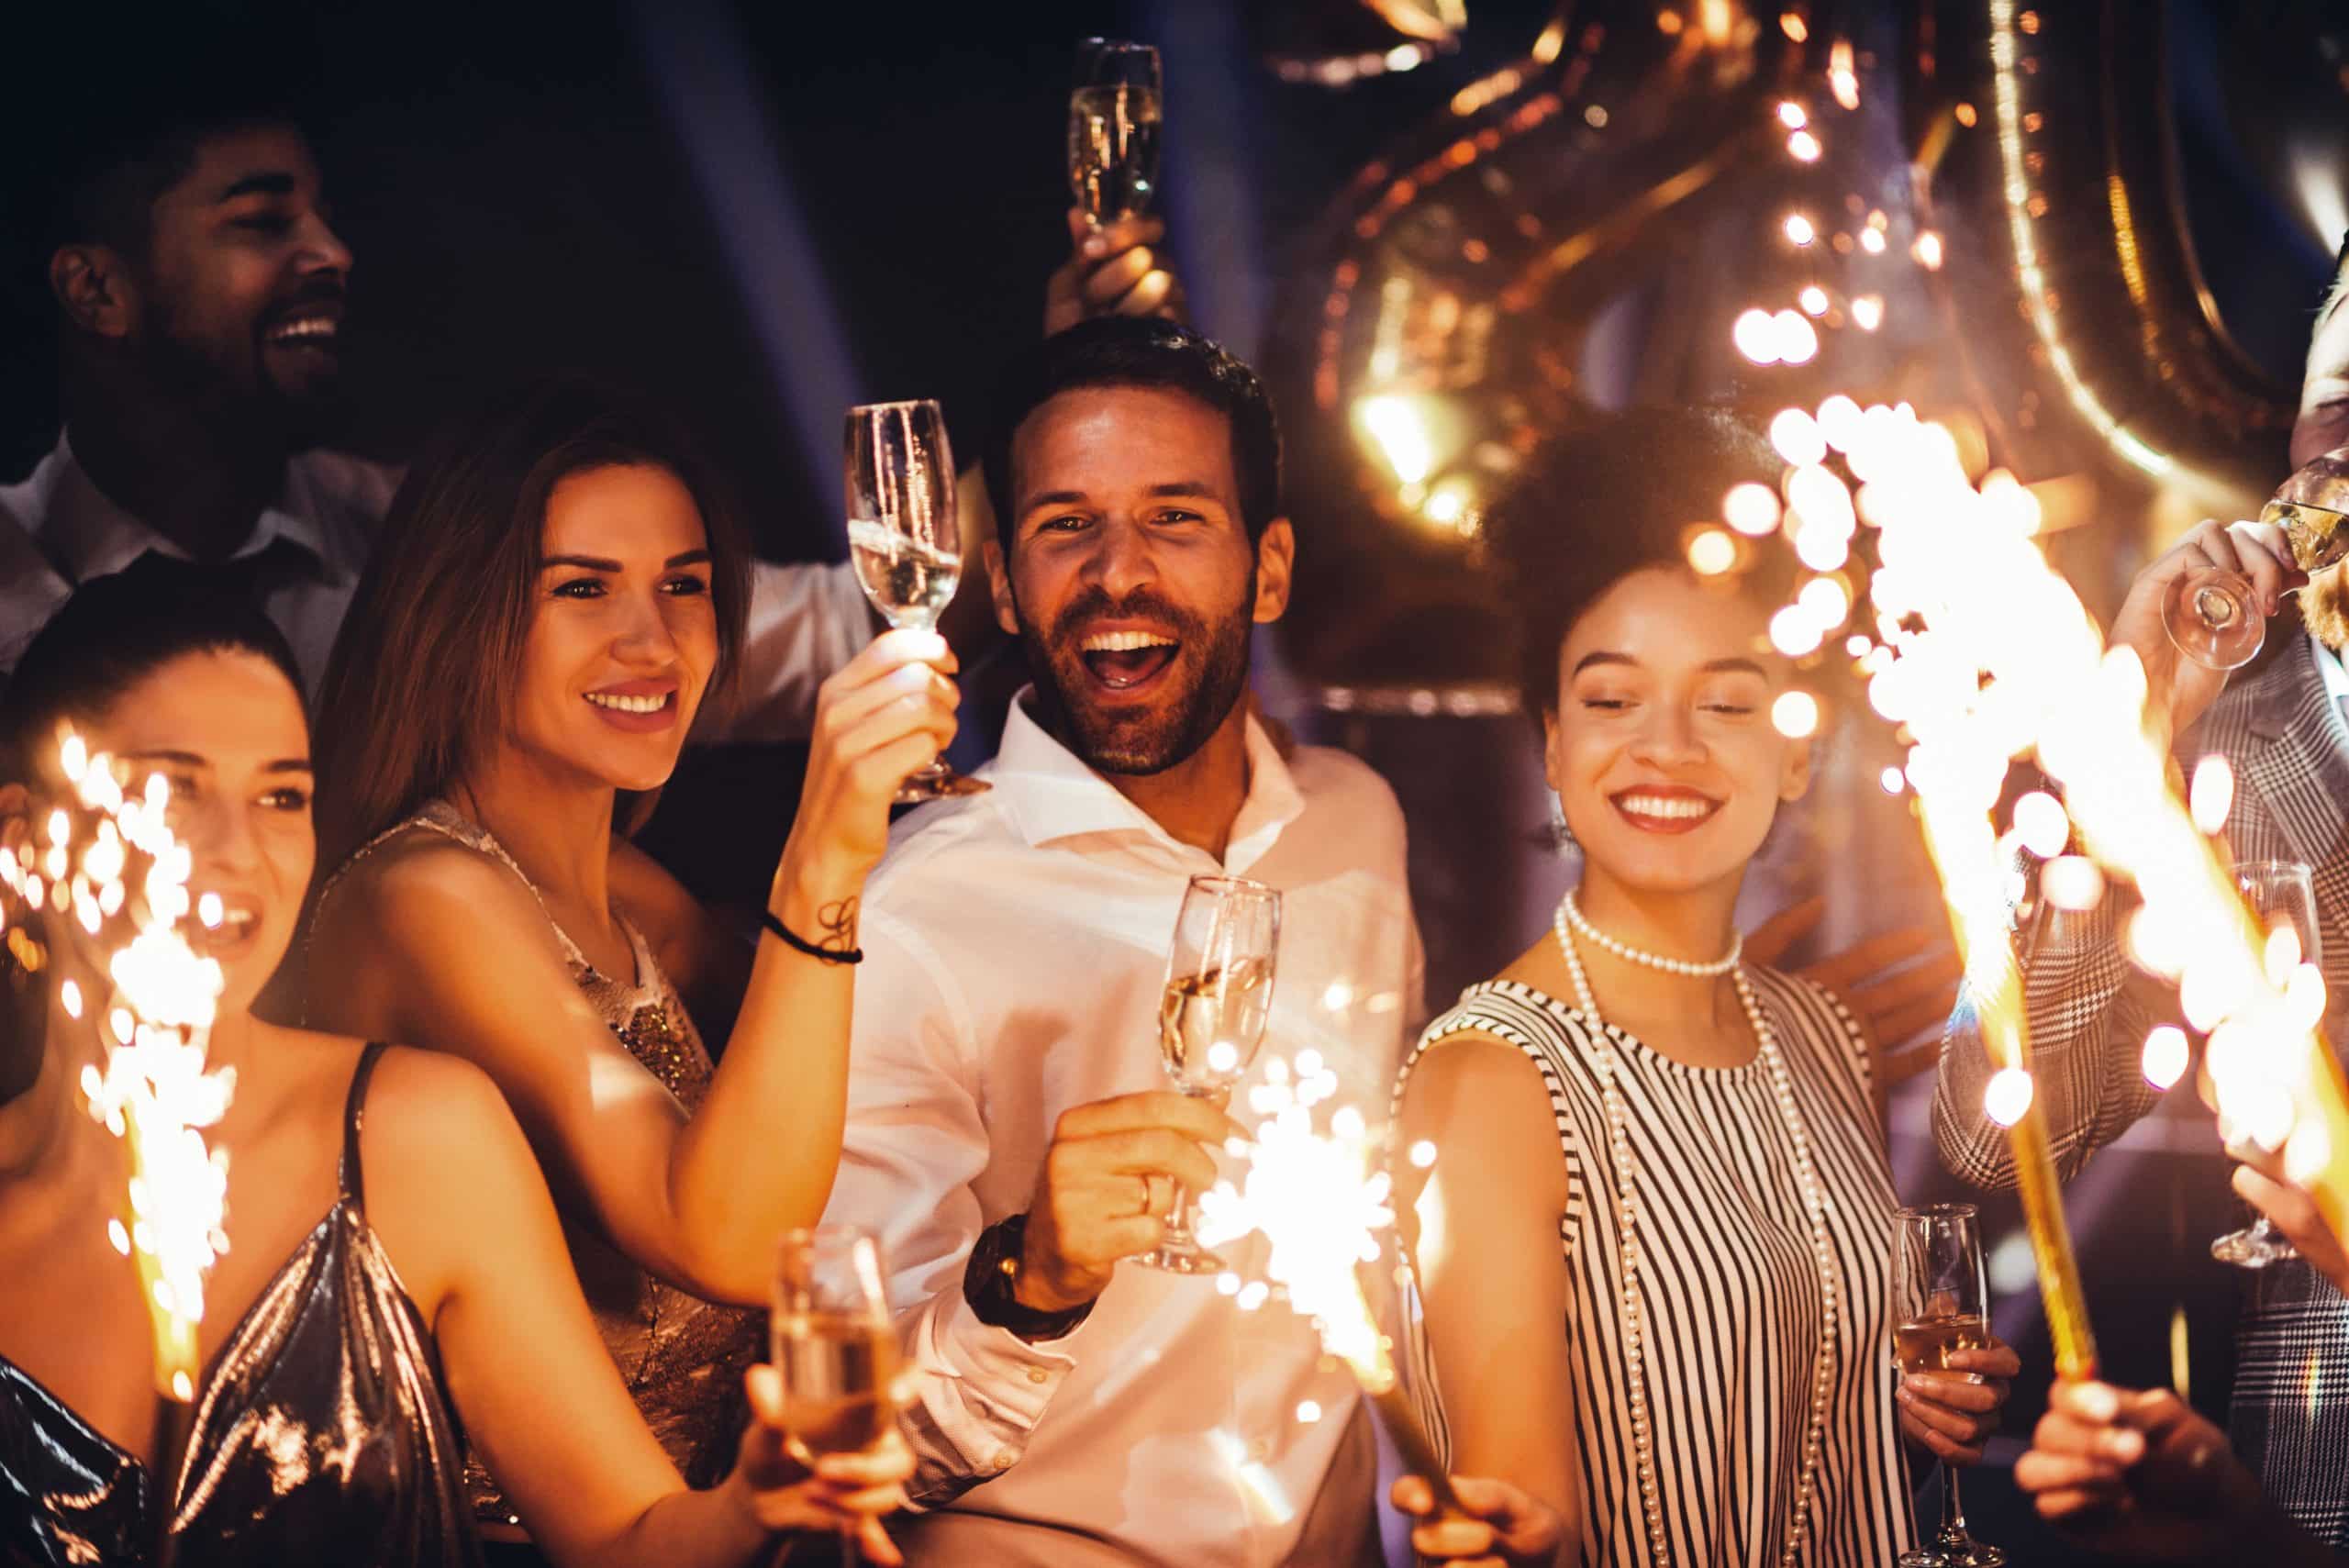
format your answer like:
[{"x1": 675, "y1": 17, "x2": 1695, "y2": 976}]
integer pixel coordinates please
[{"x1": 963, "y1": 1213, "x2": 1095, "y2": 1341}]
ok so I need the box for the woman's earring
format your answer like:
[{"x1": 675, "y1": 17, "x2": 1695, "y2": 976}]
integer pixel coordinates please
[{"x1": 1549, "y1": 792, "x2": 1579, "y2": 856}]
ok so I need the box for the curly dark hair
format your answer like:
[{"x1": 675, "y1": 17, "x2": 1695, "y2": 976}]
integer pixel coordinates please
[{"x1": 1488, "y1": 406, "x2": 1792, "y2": 719}]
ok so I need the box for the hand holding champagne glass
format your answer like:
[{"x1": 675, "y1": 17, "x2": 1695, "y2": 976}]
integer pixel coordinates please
[
  {"x1": 1068, "y1": 40, "x2": 1163, "y2": 229},
  {"x1": 845, "y1": 399, "x2": 985, "y2": 801},
  {"x1": 773, "y1": 1224, "x2": 905, "y2": 1565},
  {"x1": 1140, "y1": 874, "x2": 1279, "y2": 1273},
  {"x1": 1894, "y1": 1204, "x2": 2006, "y2": 1568},
  {"x1": 2162, "y1": 446, "x2": 2349, "y2": 670}
]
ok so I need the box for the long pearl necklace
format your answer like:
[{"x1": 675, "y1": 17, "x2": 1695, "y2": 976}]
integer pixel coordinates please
[{"x1": 1553, "y1": 890, "x2": 1840, "y2": 1568}]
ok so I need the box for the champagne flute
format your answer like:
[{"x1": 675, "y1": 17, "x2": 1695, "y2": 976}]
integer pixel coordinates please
[
  {"x1": 1138, "y1": 874, "x2": 1280, "y2": 1273},
  {"x1": 844, "y1": 399, "x2": 985, "y2": 802},
  {"x1": 2163, "y1": 445, "x2": 2349, "y2": 671},
  {"x1": 1068, "y1": 39, "x2": 1163, "y2": 228},
  {"x1": 1893, "y1": 1203, "x2": 2004, "y2": 1568},
  {"x1": 2211, "y1": 861, "x2": 2321, "y2": 1267},
  {"x1": 772, "y1": 1224, "x2": 900, "y2": 1567}
]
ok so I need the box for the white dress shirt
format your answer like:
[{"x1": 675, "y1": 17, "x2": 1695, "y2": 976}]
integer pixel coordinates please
[
  {"x1": 827, "y1": 695, "x2": 1423, "y2": 1568},
  {"x1": 0, "y1": 432, "x2": 870, "y2": 741}
]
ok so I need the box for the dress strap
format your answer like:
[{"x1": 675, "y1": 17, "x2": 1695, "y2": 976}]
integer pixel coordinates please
[{"x1": 339, "y1": 1042, "x2": 390, "y2": 1211}]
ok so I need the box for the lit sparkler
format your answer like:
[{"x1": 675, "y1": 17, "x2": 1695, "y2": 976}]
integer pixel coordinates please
[
  {"x1": 1196, "y1": 1051, "x2": 1463, "y2": 1512},
  {"x1": 1768, "y1": 399, "x2": 2349, "y2": 1376},
  {"x1": 2, "y1": 727, "x2": 231, "y2": 1535}
]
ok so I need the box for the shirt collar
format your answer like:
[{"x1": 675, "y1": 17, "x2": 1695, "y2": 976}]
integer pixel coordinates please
[
  {"x1": 989, "y1": 692, "x2": 1308, "y2": 873},
  {"x1": 2313, "y1": 633, "x2": 2349, "y2": 705},
  {"x1": 36, "y1": 430, "x2": 336, "y2": 586}
]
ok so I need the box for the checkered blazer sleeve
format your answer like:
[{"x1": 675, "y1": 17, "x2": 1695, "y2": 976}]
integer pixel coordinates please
[
  {"x1": 1931, "y1": 882, "x2": 2166, "y2": 1190},
  {"x1": 1927, "y1": 688, "x2": 2264, "y2": 1190}
]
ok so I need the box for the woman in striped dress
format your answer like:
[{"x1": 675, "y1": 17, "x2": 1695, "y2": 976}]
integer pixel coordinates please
[{"x1": 1391, "y1": 409, "x2": 2019, "y2": 1568}]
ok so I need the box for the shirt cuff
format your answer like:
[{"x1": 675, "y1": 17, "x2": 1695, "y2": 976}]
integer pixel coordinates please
[{"x1": 896, "y1": 1286, "x2": 1079, "y2": 1496}]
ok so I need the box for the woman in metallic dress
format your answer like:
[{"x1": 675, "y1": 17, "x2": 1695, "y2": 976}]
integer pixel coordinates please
[{"x1": 0, "y1": 575, "x2": 911, "y2": 1566}]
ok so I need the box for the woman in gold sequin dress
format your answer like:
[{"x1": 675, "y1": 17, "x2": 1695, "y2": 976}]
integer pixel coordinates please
[{"x1": 305, "y1": 382, "x2": 959, "y2": 1547}]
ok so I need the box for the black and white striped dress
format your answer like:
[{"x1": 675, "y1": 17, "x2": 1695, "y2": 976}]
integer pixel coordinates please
[{"x1": 1401, "y1": 971, "x2": 1914, "y2": 1567}]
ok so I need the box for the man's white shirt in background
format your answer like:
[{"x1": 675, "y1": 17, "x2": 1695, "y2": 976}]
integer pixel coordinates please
[{"x1": 829, "y1": 695, "x2": 1423, "y2": 1568}]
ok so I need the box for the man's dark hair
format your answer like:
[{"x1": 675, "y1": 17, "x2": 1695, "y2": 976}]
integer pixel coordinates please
[
  {"x1": 1488, "y1": 406, "x2": 1791, "y2": 719},
  {"x1": 6, "y1": 31, "x2": 311, "y2": 315},
  {"x1": 981, "y1": 317, "x2": 1283, "y2": 554}
]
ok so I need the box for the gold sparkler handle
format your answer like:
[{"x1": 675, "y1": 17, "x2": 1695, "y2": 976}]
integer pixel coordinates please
[{"x1": 2004, "y1": 1106, "x2": 2099, "y2": 1380}]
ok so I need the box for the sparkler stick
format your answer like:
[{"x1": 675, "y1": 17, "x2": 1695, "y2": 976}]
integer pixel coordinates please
[
  {"x1": 1796, "y1": 402, "x2": 2349, "y2": 1376},
  {"x1": 1912, "y1": 788, "x2": 2098, "y2": 1378},
  {"x1": 2, "y1": 728, "x2": 231, "y2": 1559},
  {"x1": 1195, "y1": 1052, "x2": 1464, "y2": 1514}
]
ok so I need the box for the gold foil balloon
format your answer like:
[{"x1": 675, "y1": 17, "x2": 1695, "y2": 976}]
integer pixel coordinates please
[
  {"x1": 1264, "y1": 1, "x2": 1864, "y2": 704},
  {"x1": 1906, "y1": 1, "x2": 2334, "y2": 522}
]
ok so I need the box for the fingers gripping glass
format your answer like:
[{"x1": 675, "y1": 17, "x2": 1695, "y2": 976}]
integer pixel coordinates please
[
  {"x1": 1893, "y1": 1204, "x2": 2005, "y2": 1568},
  {"x1": 844, "y1": 400, "x2": 985, "y2": 802},
  {"x1": 2210, "y1": 862, "x2": 2320, "y2": 1268},
  {"x1": 772, "y1": 1224, "x2": 902, "y2": 1567},
  {"x1": 2164, "y1": 449, "x2": 2349, "y2": 671},
  {"x1": 1138, "y1": 874, "x2": 1280, "y2": 1273},
  {"x1": 1068, "y1": 40, "x2": 1163, "y2": 228}
]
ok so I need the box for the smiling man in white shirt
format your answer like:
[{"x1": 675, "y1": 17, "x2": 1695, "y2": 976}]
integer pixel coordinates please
[{"x1": 825, "y1": 317, "x2": 1422, "y2": 1566}]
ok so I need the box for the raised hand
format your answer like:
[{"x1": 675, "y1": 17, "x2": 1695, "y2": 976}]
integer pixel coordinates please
[
  {"x1": 1897, "y1": 1339, "x2": 2021, "y2": 1465},
  {"x1": 736, "y1": 1364, "x2": 914, "y2": 1563},
  {"x1": 1016, "y1": 1089, "x2": 1238, "y2": 1314},
  {"x1": 1044, "y1": 210, "x2": 1186, "y2": 337},
  {"x1": 2108, "y1": 517, "x2": 2300, "y2": 743},
  {"x1": 1390, "y1": 1473, "x2": 1565, "y2": 1567},
  {"x1": 2012, "y1": 1380, "x2": 2307, "y2": 1564},
  {"x1": 2233, "y1": 1156, "x2": 2349, "y2": 1300},
  {"x1": 785, "y1": 628, "x2": 960, "y2": 880}
]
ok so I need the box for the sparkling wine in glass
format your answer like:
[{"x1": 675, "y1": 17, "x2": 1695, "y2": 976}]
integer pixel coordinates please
[
  {"x1": 1893, "y1": 1203, "x2": 2004, "y2": 1568},
  {"x1": 1139, "y1": 874, "x2": 1279, "y2": 1273},
  {"x1": 2211, "y1": 861, "x2": 2321, "y2": 1267},
  {"x1": 845, "y1": 399, "x2": 985, "y2": 802},
  {"x1": 773, "y1": 1225, "x2": 900, "y2": 1566},
  {"x1": 1068, "y1": 39, "x2": 1163, "y2": 228},
  {"x1": 2164, "y1": 444, "x2": 2349, "y2": 671}
]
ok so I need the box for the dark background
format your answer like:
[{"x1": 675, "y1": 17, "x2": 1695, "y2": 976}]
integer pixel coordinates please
[{"x1": 3, "y1": 3, "x2": 2339, "y2": 1560}]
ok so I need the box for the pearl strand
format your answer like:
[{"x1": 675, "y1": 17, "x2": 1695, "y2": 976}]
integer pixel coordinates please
[
  {"x1": 1553, "y1": 896, "x2": 1841, "y2": 1568},
  {"x1": 1561, "y1": 889, "x2": 1742, "y2": 976}
]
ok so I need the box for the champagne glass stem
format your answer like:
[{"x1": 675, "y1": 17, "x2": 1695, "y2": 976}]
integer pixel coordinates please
[
  {"x1": 1160, "y1": 1182, "x2": 1197, "y2": 1251},
  {"x1": 1940, "y1": 1464, "x2": 1965, "y2": 1547}
]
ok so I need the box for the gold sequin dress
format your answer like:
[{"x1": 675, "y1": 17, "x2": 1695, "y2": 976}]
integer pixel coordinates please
[{"x1": 318, "y1": 803, "x2": 763, "y2": 1529}]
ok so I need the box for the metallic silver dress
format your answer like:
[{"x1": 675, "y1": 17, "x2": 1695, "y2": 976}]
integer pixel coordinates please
[{"x1": 0, "y1": 1042, "x2": 481, "y2": 1566}]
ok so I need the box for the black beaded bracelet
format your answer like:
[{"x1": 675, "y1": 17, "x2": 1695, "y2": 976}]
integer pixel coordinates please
[{"x1": 761, "y1": 910, "x2": 863, "y2": 964}]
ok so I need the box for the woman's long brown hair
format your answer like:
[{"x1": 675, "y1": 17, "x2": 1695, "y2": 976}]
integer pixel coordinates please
[{"x1": 312, "y1": 378, "x2": 751, "y2": 875}]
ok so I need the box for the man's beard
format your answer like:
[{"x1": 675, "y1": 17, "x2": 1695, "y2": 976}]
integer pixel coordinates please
[
  {"x1": 144, "y1": 294, "x2": 347, "y2": 448},
  {"x1": 1019, "y1": 579, "x2": 1254, "y2": 776},
  {"x1": 2304, "y1": 568, "x2": 2349, "y2": 651}
]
